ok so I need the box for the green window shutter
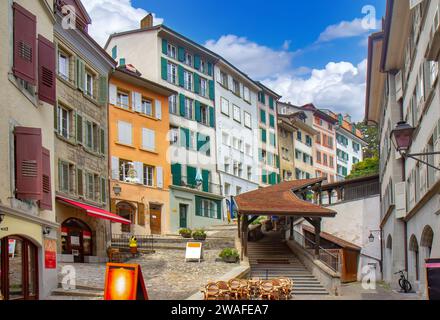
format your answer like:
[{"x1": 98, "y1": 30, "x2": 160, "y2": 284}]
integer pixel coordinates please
[
  {"x1": 100, "y1": 128, "x2": 105, "y2": 154},
  {"x1": 207, "y1": 62, "x2": 213, "y2": 76},
  {"x1": 77, "y1": 168, "x2": 83, "y2": 196},
  {"x1": 178, "y1": 46, "x2": 185, "y2": 62},
  {"x1": 194, "y1": 55, "x2": 201, "y2": 70},
  {"x1": 195, "y1": 101, "x2": 201, "y2": 122},
  {"x1": 262, "y1": 170, "x2": 267, "y2": 184},
  {"x1": 195, "y1": 196, "x2": 202, "y2": 217},
  {"x1": 277, "y1": 174, "x2": 281, "y2": 184},
  {"x1": 269, "y1": 96, "x2": 275, "y2": 109},
  {"x1": 76, "y1": 114, "x2": 83, "y2": 144},
  {"x1": 260, "y1": 92, "x2": 266, "y2": 104},
  {"x1": 194, "y1": 73, "x2": 200, "y2": 94},
  {"x1": 178, "y1": 65, "x2": 185, "y2": 87},
  {"x1": 260, "y1": 109, "x2": 266, "y2": 124},
  {"x1": 196, "y1": 133, "x2": 204, "y2": 151},
  {"x1": 162, "y1": 38, "x2": 168, "y2": 55},
  {"x1": 258, "y1": 148, "x2": 263, "y2": 162},
  {"x1": 270, "y1": 133, "x2": 276, "y2": 147},
  {"x1": 161, "y1": 57, "x2": 168, "y2": 81},
  {"x1": 261, "y1": 129, "x2": 267, "y2": 143},
  {"x1": 208, "y1": 80, "x2": 215, "y2": 100},
  {"x1": 111, "y1": 46, "x2": 117, "y2": 59},
  {"x1": 209, "y1": 107, "x2": 215, "y2": 128},
  {"x1": 100, "y1": 177, "x2": 106, "y2": 203},
  {"x1": 276, "y1": 155, "x2": 280, "y2": 168},
  {"x1": 187, "y1": 166, "x2": 197, "y2": 187},
  {"x1": 76, "y1": 57, "x2": 85, "y2": 91},
  {"x1": 179, "y1": 94, "x2": 186, "y2": 116},
  {"x1": 98, "y1": 75, "x2": 108, "y2": 106},
  {"x1": 180, "y1": 127, "x2": 190, "y2": 149},
  {"x1": 119, "y1": 58, "x2": 126, "y2": 66},
  {"x1": 216, "y1": 199, "x2": 222, "y2": 219},
  {"x1": 171, "y1": 163, "x2": 182, "y2": 186},
  {"x1": 269, "y1": 172, "x2": 276, "y2": 185},
  {"x1": 202, "y1": 170, "x2": 210, "y2": 192},
  {"x1": 269, "y1": 114, "x2": 275, "y2": 128}
]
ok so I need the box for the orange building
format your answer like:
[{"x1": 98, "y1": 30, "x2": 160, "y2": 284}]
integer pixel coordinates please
[{"x1": 108, "y1": 65, "x2": 176, "y2": 235}]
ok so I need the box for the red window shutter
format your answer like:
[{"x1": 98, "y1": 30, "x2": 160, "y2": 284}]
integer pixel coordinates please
[
  {"x1": 15, "y1": 127, "x2": 43, "y2": 201},
  {"x1": 38, "y1": 35, "x2": 56, "y2": 105},
  {"x1": 13, "y1": 2, "x2": 37, "y2": 85},
  {"x1": 39, "y1": 147, "x2": 52, "y2": 210}
]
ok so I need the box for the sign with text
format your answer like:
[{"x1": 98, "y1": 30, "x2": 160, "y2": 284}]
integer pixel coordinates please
[
  {"x1": 185, "y1": 242, "x2": 203, "y2": 262},
  {"x1": 104, "y1": 263, "x2": 148, "y2": 300},
  {"x1": 426, "y1": 258, "x2": 440, "y2": 300},
  {"x1": 44, "y1": 239, "x2": 57, "y2": 269}
]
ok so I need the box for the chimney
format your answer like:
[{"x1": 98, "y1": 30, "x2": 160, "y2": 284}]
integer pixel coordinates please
[{"x1": 141, "y1": 14, "x2": 153, "y2": 29}]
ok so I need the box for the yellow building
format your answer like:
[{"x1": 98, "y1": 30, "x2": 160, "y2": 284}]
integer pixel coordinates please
[{"x1": 109, "y1": 66, "x2": 176, "y2": 235}]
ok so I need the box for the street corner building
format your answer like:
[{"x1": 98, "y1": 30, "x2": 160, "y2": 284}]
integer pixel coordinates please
[
  {"x1": 0, "y1": 0, "x2": 58, "y2": 299},
  {"x1": 108, "y1": 65, "x2": 176, "y2": 236},
  {"x1": 52, "y1": 0, "x2": 117, "y2": 265}
]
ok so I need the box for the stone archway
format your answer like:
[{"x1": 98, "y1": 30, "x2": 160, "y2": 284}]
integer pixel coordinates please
[
  {"x1": 116, "y1": 201, "x2": 136, "y2": 233},
  {"x1": 385, "y1": 235, "x2": 393, "y2": 282},
  {"x1": 61, "y1": 218, "x2": 93, "y2": 263},
  {"x1": 420, "y1": 225, "x2": 434, "y2": 259},
  {"x1": 409, "y1": 235, "x2": 420, "y2": 281}
]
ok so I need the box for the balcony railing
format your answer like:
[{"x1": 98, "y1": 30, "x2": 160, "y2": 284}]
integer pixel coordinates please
[
  {"x1": 293, "y1": 230, "x2": 341, "y2": 273},
  {"x1": 172, "y1": 175, "x2": 222, "y2": 195},
  {"x1": 111, "y1": 234, "x2": 154, "y2": 251}
]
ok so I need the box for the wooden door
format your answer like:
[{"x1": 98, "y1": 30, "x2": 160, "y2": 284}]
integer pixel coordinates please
[
  {"x1": 150, "y1": 205, "x2": 162, "y2": 235},
  {"x1": 179, "y1": 204, "x2": 188, "y2": 229}
]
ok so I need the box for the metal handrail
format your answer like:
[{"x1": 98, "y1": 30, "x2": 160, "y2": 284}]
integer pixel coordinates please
[
  {"x1": 293, "y1": 230, "x2": 340, "y2": 273},
  {"x1": 111, "y1": 234, "x2": 154, "y2": 252}
]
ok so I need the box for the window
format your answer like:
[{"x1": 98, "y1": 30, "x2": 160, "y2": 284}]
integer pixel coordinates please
[
  {"x1": 224, "y1": 183, "x2": 231, "y2": 196},
  {"x1": 58, "y1": 50, "x2": 70, "y2": 80},
  {"x1": 169, "y1": 126, "x2": 179, "y2": 145},
  {"x1": 222, "y1": 132, "x2": 230, "y2": 146},
  {"x1": 117, "y1": 91, "x2": 129, "y2": 109},
  {"x1": 270, "y1": 133, "x2": 276, "y2": 147},
  {"x1": 200, "y1": 105, "x2": 209, "y2": 125},
  {"x1": 316, "y1": 134, "x2": 321, "y2": 144},
  {"x1": 169, "y1": 94, "x2": 177, "y2": 114},
  {"x1": 185, "y1": 53, "x2": 193, "y2": 67},
  {"x1": 329, "y1": 156, "x2": 334, "y2": 168},
  {"x1": 323, "y1": 154, "x2": 328, "y2": 166},
  {"x1": 260, "y1": 109, "x2": 266, "y2": 124},
  {"x1": 306, "y1": 135, "x2": 312, "y2": 147},
  {"x1": 85, "y1": 172, "x2": 95, "y2": 200},
  {"x1": 141, "y1": 98, "x2": 153, "y2": 117},
  {"x1": 85, "y1": 120, "x2": 93, "y2": 149},
  {"x1": 58, "y1": 105, "x2": 71, "y2": 139},
  {"x1": 247, "y1": 166, "x2": 252, "y2": 180},
  {"x1": 295, "y1": 149, "x2": 302, "y2": 160},
  {"x1": 224, "y1": 157, "x2": 231, "y2": 173},
  {"x1": 244, "y1": 112, "x2": 252, "y2": 129},
  {"x1": 184, "y1": 98, "x2": 193, "y2": 120},
  {"x1": 297, "y1": 131, "x2": 302, "y2": 141},
  {"x1": 352, "y1": 142, "x2": 360, "y2": 152},
  {"x1": 236, "y1": 186, "x2": 242, "y2": 195},
  {"x1": 221, "y1": 97, "x2": 229, "y2": 115},
  {"x1": 184, "y1": 70, "x2": 193, "y2": 91},
  {"x1": 233, "y1": 79, "x2": 240, "y2": 96},
  {"x1": 316, "y1": 151, "x2": 322, "y2": 164},
  {"x1": 142, "y1": 128, "x2": 155, "y2": 151},
  {"x1": 243, "y1": 86, "x2": 250, "y2": 102},
  {"x1": 59, "y1": 161, "x2": 73, "y2": 193},
  {"x1": 85, "y1": 72, "x2": 94, "y2": 97},
  {"x1": 200, "y1": 60, "x2": 206, "y2": 73},
  {"x1": 143, "y1": 165, "x2": 154, "y2": 186},
  {"x1": 220, "y1": 71, "x2": 228, "y2": 88},
  {"x1": 119, "y1": 159, "x2": 131, "y2": 182},
  {"x1": 167, "y1": 62, "x2": 177, "y2": 84},
  {"x1": 200, "y1": 78, "x2": 207, "y2": 97},
  {"x1": 118, "y1": 121, "x2": 133, "y2": 145},
  {"x1": 233, "y1": 105, "x2": 241, "y2": 122},
  {"x1": 198, "y1": 198, "x2": 218, "y2": 219},
  {"x1": 167, "y1": 43, "x2": 177, "y2": 59},
  {"x1": 245, "y1": 144, "x2": 252, "y2": 156},
  {"x1": 353, "y1": 157, "x2": 359, "y2": 164}
]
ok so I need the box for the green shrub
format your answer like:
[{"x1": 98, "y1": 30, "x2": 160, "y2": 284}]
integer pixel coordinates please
[
  {"x1": 219, "y1": 248, "x2": 239, "y2": 259},
  {"x1": 179, "y1": 228, "x2": 192, "y2": 236},
  {"x1": 192, "y1": 229, "x2": 207, "y2": 239},
  {"x1": 251, "y1": 216, "x2": 267, "y2": 225}
]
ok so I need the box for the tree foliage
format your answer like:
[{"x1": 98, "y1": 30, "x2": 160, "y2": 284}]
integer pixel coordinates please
[
  {"x1": 355, "y1": 122, "x2": 379, "y2": 159},
  {"x1": 346, "y1": 157, "x2": 379, "y2": 180}
]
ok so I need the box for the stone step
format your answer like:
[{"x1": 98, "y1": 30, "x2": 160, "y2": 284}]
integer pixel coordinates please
[
  {"x1": 57, "y1": 283, "x2": 103, "y2": 292},
  {"x1": 51, "y1": 288, "x2": 103, "y2": 298}
]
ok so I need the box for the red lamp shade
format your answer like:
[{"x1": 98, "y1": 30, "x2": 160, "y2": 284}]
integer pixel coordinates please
[{"x1": 391, "y1": 121, "x2": 415, "y2": 152}]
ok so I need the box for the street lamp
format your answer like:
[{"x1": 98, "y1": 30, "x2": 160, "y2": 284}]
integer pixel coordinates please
[
  {"x1": 391, "y1": 121, "x2": 440, "y2": 171},
  {"x1": 369, "y1": 230, "x2": 381, "y2": 242},
  {"x1": 113, "y1": 184, "x2": 122, "y2": 196}
]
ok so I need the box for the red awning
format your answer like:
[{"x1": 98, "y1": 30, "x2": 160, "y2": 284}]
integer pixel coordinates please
[{"x1": 56, "y1": 196, "x2": 131, "y2": 225}]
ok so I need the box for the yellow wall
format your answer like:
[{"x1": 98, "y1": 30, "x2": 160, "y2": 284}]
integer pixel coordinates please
[{"x1": 109, "y1": 76, "x2": 172, "y2": 234}]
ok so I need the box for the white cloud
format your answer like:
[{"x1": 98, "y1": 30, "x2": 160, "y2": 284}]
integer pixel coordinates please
[
  {"x1": 204, "y1": 35, "x2": 293, "y2": 79},
  {"x1": 263, "y1": 60, "x2": 367, "y2": 122},
  {"x1": 317, "y1": 18, "x2": 380, "y2": 43},
  {"x1": 82, "y1": 0, "x2": 163, "y2": 46}
]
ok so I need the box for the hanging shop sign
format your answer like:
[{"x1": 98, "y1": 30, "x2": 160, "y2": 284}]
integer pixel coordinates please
[{"x1": 44, "y1": 239, "x2": 57, "y2": 269}]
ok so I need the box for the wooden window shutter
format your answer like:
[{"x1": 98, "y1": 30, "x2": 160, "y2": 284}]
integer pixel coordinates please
[
  {"x1": 77, "y1": 168, "x2": 84, "y2": 196},
  {"x1": 178, "y1": 65, "x2": 185, "y2": 87},
  {"x1": 39, "y1": 147, "x2": 52, "y2": 210},
  {"x1": 179, "y1": 94, "x2": 186, "y2": 116},
  {"x1": 155, "y1": 100, "x2": 162, "y2": 120},
  {"x1": 138, "y1": 203, "x2": 145, "y2": 226},
  {"x1": 38, "y1": 35, "x2": 56, "y2": 106},
  {"x1": 195, "y1": 101, "x2": 201, "y2": 122},
  {"x1": 15, "y1": 127, "x2": 43, "y2": 201},
  {"x1": 161, "y1": 39, "x2": 168, "y2": 55},
  {"x1": 100, "y1": 128, "x2": 105, "y2": 154},
  {"x1": 194, "y1": 55, "x2": 201, "y2": 70},
  {"x1": 161, "y1": 58, "x2": 168, "y2": 81},
  {"x1": 98, "y1": 75, "x2": 108, "y2": 106},
  {"x1": 171, "y1": 163, "x2": 181, "y2": 186},
  {"x1": 100, "y1": 177, "x2": 106, "y2": 204},
  {"x1": 209, "y1": 107, "x2": 215, "y2": 128},
  {"x1": 178, "y1": 46, "x2": 185, "y2": 62},
  {"x1": 12, "y1": 3, "x2": 37, "y2": 85},
  {"x1": 76, "y1": 114, "x2": 83, "y2": 144},
  {"x1": 208, "y1": 80, "x2": 215, "y2": 100},
  {"x1": 156, "y1": 167, "x2": 163, "y2": 189},
  {"x1": 76, "y1": 57, "x2": 85, "y2": 91},
  {"x1": 194, "y1": 73, "x2": 200, "y2": 94}
]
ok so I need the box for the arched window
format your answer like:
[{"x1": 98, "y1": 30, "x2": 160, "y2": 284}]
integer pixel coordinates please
[
  {"x1": 386, "y1": 235, "x2": 392, "y2": 250},
  {"x1": 420, "y1": 225, "x2": 434, "y2": 258},
  {"x1": 409, "y1": 235, "x2": 420, "y2": 281},
  {"x1": 117, "y1": 202, "x2": 135, "y2": 233}
]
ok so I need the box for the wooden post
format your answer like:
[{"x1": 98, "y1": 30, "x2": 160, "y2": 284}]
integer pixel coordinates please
[
  {"x1": 314, "y1": 218, "x2": 322, "y2": 258},
  {"x1": 237, "y1": 214, "x2": 241, "y2": 239},
  {"x1": 328, "y1": 190, "x2": 332, "y2": 205},
  {"x1": 243, "y1": 215, "x2": 249, "y2": 257},
  {"x1": 289, "y1": 217, "x2": 294, "y2": 240}
]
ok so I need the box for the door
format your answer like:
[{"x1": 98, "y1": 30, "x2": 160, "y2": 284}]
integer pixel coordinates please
[
  {"x1": 179, "y1": 204, "x2": 188, "y2": 229},
  {"x1": 61, "y1": 218, "x2": 92, "y2": 263},
  {"x1": 150, "y1": 204, "x2": 162, "y2": 235},
  {"x1": 0, "y1": 236, "x2": 38, "y2": 300}
]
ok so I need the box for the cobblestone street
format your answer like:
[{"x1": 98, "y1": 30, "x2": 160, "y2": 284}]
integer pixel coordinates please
[{"x1": 57, "y1": 249, "x2": 240, "y2": 300}]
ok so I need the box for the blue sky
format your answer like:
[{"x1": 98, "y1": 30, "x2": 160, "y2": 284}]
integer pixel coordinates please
[{"x1": 84, "y1": 0, "x2": 386, "y2": 121}]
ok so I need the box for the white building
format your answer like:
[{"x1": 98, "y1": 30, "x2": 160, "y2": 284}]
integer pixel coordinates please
[
  {"x1": 214, "y1": 59, "x2": 260, "y2": 216},
  {"x1": 366, "y1": 0, "x2": 440, "y2": 297}
]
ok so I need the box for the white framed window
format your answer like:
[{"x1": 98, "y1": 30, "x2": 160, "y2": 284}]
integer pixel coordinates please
[
  {"x1": 169, "y1": 94, "x2": 177, "y2": 114},
  {"x1": 221, "y1": 97, "x2": 229, "y2": 116},
  {"x1": 85, "y1": 71, "x2": 94, "y2": 97},
  {"x1": 224, "y1": 157, "x2": 231, "y2": 173},
  {"x1": 224, "y1": 183, "x2": 231, "y2": 196},
  {"x1": 169, "y1": 126, "x2": 179, "y2": 145},
  {"x1": 167, "y1": 62, "x2": 177, "y2": 84},
  {"x1": 201, "y1": 104, "x2": 209, "y2": 125},
  {"x1": 185, "y1": 53, "x2": 193, "y2": 67},
  {"x1": 142, "y1": 128, "x2": 155, "y2": 151},
  {"x1": 244, "y1": 112, "x2": 252, "y2": 129},
  {"x1": 58, "y1": 51, "x2": 70, "y2": 80},
  {"x1": 233, "y1": 105, "x2": 241, "y2": 122},
  {"x1": 141, "y1": 98, "x2": 153, "y2": 117},
  {"x1": 184, "y1": 70, "x2": 193, "y2": 91},
  {"x1": 167, "y1": 43, "x2": 177, "y2": 59},
  {"x1": 184, "y1": 98, "x2": 193, "y2": 120},
  {"x1": 119, "y1": 159, "x2": 131, "y2": 182},
  {"x1": 85, "y1": 120, "x2": 94, "y2": 149},
  {"x1": 85, "y1": 172, "x2": 96, "y2": 201},
  {"x1": 220, "y1": 71, "x2": 228, "y2": 88},
  {"x1": 118, "y1": 121, "x2": 133, "y2": 145},
  {"x1": 222, "y1": 131, "x2": 230, "y2": 146},
  {"x1": 200, "y1": 60, "x2": 206, "y2": 73},
  {"x1": 58, "y1": 105, "x2": 71, "y2": 139},
  {"x1": 233, "y1": 79, "x2": 240, "y2": 96},
  {"x1": 247, "y1": 166, "x2": 252, "y2": 180},
  {"x1": 59, "y1": 161, "x2": 71, "y2": 193},
  {"x1": 117, "y1": 91, "x2": 129, "y2": 109},
  {"x1": 245, "y1": 144, "x2": 252, "y2": 156},
  {"x1": 143, "y1": 165, "x2": 154, "y2": 187},
  {"x1": 430, "y1": 61, "x2": 439, "y2": 87},
  {"x1": 200, "y1": 78, "x2": 207, "y2": 97},
  {"x1": 243, "y1": 86, "x2": 250, "y2": 102}
]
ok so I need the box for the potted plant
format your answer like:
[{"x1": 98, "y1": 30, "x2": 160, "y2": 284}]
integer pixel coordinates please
[
  {"x1": 192, "y1": 229, "x2": 207, "y2": 241},
  {"x1": 219, "y1": 248, "x2": 239, "y2": 263},
  {"x1": 179, "y1": 228, "x2": 192, "y2": 238}
]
